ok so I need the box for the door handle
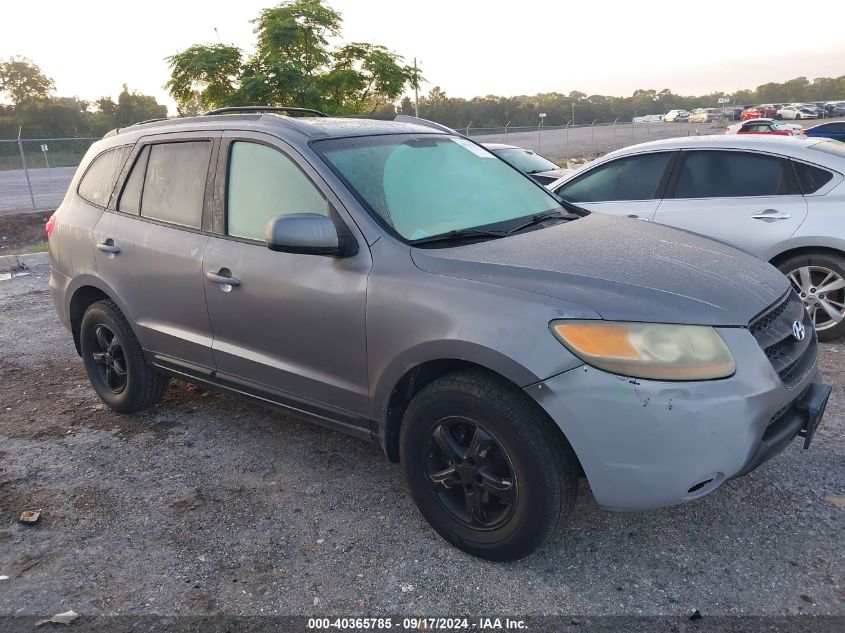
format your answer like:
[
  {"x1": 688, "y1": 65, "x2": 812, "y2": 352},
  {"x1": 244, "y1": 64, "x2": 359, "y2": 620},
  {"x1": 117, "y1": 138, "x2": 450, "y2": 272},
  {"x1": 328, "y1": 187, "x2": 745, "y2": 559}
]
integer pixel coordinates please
[
  {"x1": 751, "y1": 209, "x2": 791, "y2": 221},
  {"x1": 626, "y1": 214, "x2": 650, "y2": 221},
  {"x1": 95, "y1": 241, "x2": 120, "y2": 254},
  {"x1": 206, "y1": 270, "x2": 241, "y2": 288}
]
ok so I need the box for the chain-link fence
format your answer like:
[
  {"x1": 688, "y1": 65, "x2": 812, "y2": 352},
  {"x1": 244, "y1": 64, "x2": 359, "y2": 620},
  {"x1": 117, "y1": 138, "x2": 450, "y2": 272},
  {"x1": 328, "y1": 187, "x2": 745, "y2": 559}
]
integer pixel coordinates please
[
  {"x1": 0, "y1": 137, "x2": 98, "y2": 216},
  {"x1": 0, "y1": 122, "x2": 726, "y2": 215},
  {"x1": 464, "y1": 119, "x2": 728, "y2": 164}
]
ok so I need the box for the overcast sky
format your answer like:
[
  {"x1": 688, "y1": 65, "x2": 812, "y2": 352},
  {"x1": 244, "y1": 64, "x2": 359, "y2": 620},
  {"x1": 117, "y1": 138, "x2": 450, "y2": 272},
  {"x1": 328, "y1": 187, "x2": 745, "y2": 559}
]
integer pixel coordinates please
[{"x1": 2, "y1": 0, "x2": 844, "y2": 114}]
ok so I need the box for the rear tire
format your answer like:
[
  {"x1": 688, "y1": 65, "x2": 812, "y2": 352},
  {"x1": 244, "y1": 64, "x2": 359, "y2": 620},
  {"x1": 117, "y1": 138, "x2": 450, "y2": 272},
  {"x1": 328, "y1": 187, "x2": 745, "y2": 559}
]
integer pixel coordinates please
[
  {"x1": 80, "y1": 300, "x2": 169, "y2": 412},
  {"x1": 399, "y1": 370, "x2": 578, "y2": 560},
  {"x1": 778, "y1": 253, "x2": 845, "y2": 341}
]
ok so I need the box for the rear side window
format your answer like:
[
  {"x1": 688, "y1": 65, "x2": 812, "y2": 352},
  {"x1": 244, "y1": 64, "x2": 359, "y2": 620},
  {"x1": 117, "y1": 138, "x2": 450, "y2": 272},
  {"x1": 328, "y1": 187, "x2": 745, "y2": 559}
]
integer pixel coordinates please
[
  {"x1": 556, "y1": 153, "x2": 673, "y2": 202},
  {"x1": 792, "y1": 162, "x2": 833, "y2": 194},
  {"x1": 77, "y1": 146, "x2": 131, "y2": 207},
  {"x1": 139, "y1": 142, "x2": 212, "y2": 229},
  {"x1": 227, "y1": 141, "x2": 328, "y2": 241},
  {"x1": 673, "y1": 151, "x2": 792, "y2": 198}
]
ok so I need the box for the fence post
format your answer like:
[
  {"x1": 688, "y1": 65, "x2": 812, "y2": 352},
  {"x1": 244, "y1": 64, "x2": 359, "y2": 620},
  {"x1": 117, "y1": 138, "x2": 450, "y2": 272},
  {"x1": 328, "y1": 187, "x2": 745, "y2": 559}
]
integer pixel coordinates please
[
  {"x1": 17, "y1": 127, "x2": 37, "y2": 212},
  {"x1": 505, "y1": 120, "x2": 510, "y2": 144},
  {"x1": 565, "y1": 120, "x2": 571, "y2": 156},
  {"x1": 465, "y1": 121, "x2": 473, "y2": 137}
]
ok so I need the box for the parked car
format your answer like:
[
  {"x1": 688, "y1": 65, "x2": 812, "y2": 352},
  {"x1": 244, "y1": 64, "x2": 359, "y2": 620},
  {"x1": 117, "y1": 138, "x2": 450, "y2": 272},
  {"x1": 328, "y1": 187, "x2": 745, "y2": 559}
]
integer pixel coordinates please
[
  {"x1": 741, "y1": 105, "x2": 777, "y2": 120},
  {"x1": 47, "y1": 108, "x2": 831, "y2": 561},
  {"x1": 803, "y1": 121, "x2": 845, "y2": 142},
  {"x1": 824, "y1": 101, "x2": 845, "y2": 117},
  {"x1": 689, "y1": 108, "x2": 722, "y2": 123},
  {"x1": 725, "y1": 118, "x2": 804, "y2": 137},
  {"x1": 547, "y1": 135, "x2": 845, "y2": 339},
  {"x1": 664, "y1": 109, "x2": 691, "y2": 122},
  {"x1": 777, "y1": 105, "x2": 818, "y2": 120},
  {"x1": 482, "y1": 143, "x2": 571, "y2": 185}
]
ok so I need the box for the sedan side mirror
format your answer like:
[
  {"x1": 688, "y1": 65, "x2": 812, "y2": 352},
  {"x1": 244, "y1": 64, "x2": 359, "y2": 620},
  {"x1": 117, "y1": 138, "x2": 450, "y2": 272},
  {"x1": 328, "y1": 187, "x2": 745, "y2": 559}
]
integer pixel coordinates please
[{"x1": 265, "y1": 213, "x2": 355, "y2": 257}]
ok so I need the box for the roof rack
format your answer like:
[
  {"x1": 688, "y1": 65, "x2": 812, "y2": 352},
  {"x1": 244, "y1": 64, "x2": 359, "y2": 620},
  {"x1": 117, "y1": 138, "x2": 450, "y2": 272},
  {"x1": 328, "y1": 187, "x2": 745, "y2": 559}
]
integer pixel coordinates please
[{"x1": 202, "y1": 106, "x2": 328, "y2": 118}]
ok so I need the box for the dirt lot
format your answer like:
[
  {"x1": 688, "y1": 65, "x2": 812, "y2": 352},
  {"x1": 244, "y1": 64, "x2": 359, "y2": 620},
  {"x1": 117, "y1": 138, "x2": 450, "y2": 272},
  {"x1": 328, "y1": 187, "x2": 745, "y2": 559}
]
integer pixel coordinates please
[
  {"x1": 0, "y1": 213, "x2": 50, "y2": 256},
  {"x1": 0, "y1": 265, "x2": 843, "y2": 625}
]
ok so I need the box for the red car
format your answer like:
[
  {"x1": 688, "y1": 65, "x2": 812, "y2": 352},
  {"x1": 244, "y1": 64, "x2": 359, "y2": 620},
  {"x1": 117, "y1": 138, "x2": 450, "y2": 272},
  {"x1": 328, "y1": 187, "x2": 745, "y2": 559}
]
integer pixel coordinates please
[
  {"x1": 727, "y1": 118, "x2": 803, "y2": 137},
  {"x1": 740, "y1": 105, "x2": 777, "y2": 120}
]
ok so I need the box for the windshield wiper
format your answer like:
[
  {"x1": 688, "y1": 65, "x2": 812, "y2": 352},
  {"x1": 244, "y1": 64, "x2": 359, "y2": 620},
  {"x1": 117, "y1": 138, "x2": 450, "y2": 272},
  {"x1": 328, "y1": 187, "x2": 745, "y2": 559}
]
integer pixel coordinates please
[
  {"x1": 409, "y1": 227, "x2": 508, "y2": 246},
  {"x1": 503, "y1": 209, "x2": 579, "y2": 235}
]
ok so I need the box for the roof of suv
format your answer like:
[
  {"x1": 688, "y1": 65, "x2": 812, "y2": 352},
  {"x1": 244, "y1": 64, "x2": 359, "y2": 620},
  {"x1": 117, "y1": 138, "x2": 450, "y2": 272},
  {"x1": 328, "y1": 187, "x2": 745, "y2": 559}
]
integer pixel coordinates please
[{"x1": 107, "y1": 112, "x2": 450, "y2": 141}]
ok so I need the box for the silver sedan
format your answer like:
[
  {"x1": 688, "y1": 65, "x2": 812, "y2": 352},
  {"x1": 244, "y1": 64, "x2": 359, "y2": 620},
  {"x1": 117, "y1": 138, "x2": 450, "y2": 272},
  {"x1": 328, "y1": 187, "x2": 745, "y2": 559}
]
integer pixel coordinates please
[{"x1": 546, "y1": 135, "x2": 845, "y2": 339}]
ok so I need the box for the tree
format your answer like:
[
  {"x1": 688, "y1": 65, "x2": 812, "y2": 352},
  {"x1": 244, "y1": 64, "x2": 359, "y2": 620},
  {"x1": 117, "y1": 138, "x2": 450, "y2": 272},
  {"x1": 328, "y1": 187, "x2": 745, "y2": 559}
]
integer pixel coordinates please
[
  {"x1": 0, "y1": 56, "x2": 55, "y2": 105},
  {"x1": 166, "y1": 0, "x2": 418, "y2": 114},
  {"x1": 165, "y1": 44, "x2": 244, "y2": 110}
]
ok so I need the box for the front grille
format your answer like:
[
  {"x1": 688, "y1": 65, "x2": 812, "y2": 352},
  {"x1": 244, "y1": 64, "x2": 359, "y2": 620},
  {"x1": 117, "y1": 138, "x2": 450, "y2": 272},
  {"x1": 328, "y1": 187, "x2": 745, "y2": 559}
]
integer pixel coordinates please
[{"x1": 749, "y1": 291, "x2": 817, "y2": 388}]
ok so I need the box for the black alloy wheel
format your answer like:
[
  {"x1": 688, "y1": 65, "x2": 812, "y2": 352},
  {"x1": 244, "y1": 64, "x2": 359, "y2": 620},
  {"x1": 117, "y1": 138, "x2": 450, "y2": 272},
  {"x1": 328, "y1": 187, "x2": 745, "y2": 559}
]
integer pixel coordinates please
[
  {"x1": 90, "y1": 324, "x2": 128, "y2": 393},
  {"x1": 424, "y1": 417, "x2": 517, "y2": 530}
]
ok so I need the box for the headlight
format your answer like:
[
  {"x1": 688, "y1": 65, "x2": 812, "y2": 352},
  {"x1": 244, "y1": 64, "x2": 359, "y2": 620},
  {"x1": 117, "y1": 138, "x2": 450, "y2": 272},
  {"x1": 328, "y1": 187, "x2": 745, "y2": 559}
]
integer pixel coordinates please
[{"x1": 550, "y1": 320, "x2": 735, "y2": 381}]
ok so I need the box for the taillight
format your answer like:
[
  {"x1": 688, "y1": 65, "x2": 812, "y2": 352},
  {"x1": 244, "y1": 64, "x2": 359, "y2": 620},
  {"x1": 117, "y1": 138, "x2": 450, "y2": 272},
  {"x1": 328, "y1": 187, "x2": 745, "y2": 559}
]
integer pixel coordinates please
[{"x1": 45, "y1": 213, "x2": 57, "y2": 239}]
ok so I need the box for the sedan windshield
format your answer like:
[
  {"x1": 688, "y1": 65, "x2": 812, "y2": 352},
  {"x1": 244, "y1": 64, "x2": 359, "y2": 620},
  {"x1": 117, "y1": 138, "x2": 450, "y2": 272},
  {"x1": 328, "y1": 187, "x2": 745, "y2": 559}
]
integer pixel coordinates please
[
  {"x1": 314, "y1": 135, "x2": 563, "y2": 241},
  {"x1": 492, "y1": 148, "x2": 559, "y2": 174}
]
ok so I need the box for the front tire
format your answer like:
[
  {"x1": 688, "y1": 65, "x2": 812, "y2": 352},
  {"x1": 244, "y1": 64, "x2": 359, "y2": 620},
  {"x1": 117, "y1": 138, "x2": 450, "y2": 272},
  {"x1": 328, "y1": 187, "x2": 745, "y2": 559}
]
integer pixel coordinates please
[
  {"x1": 399, "y1": 370, "x2": 578, "y2": 560},
  {"x1": 779, "y1": 253, "x2": 845, "y2": 341},
  {"x1": 80, "y1": 300, "x2": 169, "y2": 412}
]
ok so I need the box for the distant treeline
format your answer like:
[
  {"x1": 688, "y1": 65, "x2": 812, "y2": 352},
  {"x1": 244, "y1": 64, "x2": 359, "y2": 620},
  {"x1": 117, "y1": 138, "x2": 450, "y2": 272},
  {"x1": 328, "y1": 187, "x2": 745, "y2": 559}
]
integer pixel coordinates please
[
  {"x1": 398, "y1": 75, "x2": 845, "y2": 128},
  {"x1": 2, "y1": 50, "x2": 843, "y2": 138}
]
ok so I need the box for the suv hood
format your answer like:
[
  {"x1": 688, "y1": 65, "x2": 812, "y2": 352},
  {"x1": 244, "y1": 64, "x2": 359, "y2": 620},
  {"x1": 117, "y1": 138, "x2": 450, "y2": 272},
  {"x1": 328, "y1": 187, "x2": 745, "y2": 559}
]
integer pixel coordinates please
[{"x1": 411, "y1": 213, "x2": 789, "y2": 326}]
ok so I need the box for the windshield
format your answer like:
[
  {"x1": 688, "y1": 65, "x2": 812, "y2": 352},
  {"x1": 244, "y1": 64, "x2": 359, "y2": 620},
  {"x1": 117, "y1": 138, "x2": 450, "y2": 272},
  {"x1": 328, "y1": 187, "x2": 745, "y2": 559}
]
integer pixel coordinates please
[
  {"x1": 492, "y1": 148, "x2": 559, "y2": 174},
  {"x1": 314, "y1": 134, "x2": 562, "y2": 241}
]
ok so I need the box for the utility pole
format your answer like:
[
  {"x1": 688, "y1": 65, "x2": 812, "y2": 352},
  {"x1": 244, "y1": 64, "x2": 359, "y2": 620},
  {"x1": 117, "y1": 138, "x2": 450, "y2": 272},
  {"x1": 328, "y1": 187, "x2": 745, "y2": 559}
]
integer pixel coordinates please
[
  {"x1": 414, "y1": 57, "x2": 419, "y2": 118},
  {"x1": 571, "y1": 102, "x2": 575, "y2": 126}
]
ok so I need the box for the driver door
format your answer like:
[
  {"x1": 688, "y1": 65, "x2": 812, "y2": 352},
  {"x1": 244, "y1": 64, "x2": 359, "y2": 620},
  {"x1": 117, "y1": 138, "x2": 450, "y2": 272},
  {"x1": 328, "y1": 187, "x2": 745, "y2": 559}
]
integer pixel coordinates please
[{"x1": 552, "y1": 151, "x2": 677, "y2": 221}]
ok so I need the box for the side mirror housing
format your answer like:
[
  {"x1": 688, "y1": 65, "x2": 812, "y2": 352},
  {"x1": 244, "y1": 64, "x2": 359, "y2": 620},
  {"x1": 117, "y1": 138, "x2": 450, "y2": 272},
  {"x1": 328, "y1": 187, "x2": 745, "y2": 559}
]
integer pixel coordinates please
[{"x1": 265, "y1": 213, "x2": 356, "y2": 257}]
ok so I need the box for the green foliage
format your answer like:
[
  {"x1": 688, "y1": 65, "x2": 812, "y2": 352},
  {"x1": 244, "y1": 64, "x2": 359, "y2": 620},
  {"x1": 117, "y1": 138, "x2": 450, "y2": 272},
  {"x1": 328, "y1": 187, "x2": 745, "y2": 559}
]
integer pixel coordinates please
[
  {"x1": 0, "y1": 82, "x2": 168, "y2": 138},
  {"x1": 0, "y1": 56, "x2": 55, "y2": 105},
  {"x1": 166, "y1": 0, "x2": 417, "y2": 115},
  {"x1": 165, "y1": 44, "x2": 244, "y2": 109}
]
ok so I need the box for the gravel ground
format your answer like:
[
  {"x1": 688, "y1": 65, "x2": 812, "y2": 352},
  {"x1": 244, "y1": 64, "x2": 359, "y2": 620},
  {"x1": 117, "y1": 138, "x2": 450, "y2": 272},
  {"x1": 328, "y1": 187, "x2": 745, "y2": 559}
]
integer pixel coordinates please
[{"x1": 0, "y1": 265, "x2": 843, "y2": 622}]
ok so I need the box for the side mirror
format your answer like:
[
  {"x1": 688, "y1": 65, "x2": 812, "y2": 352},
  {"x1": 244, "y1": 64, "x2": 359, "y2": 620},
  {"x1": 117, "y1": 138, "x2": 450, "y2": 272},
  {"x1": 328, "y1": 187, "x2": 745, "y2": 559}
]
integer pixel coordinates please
[{"x1": 265, "y1": 213, "x2": 355, "y2": 257}]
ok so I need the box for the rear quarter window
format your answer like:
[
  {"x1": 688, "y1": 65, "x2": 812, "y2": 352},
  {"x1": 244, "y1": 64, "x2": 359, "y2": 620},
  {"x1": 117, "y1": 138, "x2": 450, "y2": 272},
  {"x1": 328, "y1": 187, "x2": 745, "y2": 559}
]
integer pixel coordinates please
[
  {"x1": 77, "y1": 146, "x2": 131, "y2": 207},
  {"x1": 792, "y1": 161, "x2": 834, "y2": 194}
]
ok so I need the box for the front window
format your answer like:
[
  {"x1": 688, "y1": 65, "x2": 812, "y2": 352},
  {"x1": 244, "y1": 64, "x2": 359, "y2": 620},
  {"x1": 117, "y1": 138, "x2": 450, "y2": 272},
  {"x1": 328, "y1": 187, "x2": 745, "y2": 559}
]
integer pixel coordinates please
[
  {"x1": 314, "y1": 135, "x2": 562, "y2": 241},
  {"x1": 492, "y1": 148, "x2": 559, "y2": 174}
]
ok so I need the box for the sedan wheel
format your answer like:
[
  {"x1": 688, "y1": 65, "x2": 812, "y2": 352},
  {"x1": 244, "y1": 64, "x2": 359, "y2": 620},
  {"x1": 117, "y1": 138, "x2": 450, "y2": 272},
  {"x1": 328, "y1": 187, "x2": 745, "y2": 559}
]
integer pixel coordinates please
[{"x1": 787, "y1": 265, "x2": 845, "y2": 334}]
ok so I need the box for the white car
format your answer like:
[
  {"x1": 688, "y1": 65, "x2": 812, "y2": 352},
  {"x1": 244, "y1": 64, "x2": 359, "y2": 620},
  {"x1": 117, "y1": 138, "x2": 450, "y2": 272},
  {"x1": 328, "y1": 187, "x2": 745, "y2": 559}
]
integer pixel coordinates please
[
  {"x1": 664, "y1": 109, "x2": 691, "y2": 122},
  {"x1": 546, "y1": 135, "x2": 845, "y2": 338},
  {"x1": 777, "y1": 105, "x2": 818, "y2": 120}
]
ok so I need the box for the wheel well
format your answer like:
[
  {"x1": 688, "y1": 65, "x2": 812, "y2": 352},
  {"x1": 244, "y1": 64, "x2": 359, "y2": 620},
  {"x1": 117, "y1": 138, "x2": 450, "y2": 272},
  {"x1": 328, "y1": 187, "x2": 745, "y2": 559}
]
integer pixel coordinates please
[
  {"x1": 382, "y1": 360, "x2": 584, "y2": 477},
  {"x1": 769, "y1": 246, "x2": 845, "y2": 270},
  {"x1": 69, "y1": 286, "x2": 111, "y2": 355}
]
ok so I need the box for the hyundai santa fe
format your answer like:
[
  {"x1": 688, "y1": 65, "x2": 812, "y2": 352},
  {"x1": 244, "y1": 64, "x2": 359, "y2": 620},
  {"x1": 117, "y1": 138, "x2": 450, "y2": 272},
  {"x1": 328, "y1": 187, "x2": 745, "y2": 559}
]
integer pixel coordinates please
[{"x1": 47, "y1": 107, "x2": 831, "y2": 560}]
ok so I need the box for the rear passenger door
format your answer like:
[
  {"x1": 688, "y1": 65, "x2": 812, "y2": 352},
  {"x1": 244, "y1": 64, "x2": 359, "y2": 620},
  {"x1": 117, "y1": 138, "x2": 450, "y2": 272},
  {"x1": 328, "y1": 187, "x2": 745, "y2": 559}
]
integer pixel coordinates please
[
  {"x1": 553, "y1": 151, "x2": 676, "y2": 221},
  {"x1": 654, "y1": 150, "x2": 808, "y2": 259},
  {"x1": 92, "y1": 132, "x2": 220, "y2": 373},
  {"x1": 202, "y1": 131, "x2": 371, "y2": 426}
]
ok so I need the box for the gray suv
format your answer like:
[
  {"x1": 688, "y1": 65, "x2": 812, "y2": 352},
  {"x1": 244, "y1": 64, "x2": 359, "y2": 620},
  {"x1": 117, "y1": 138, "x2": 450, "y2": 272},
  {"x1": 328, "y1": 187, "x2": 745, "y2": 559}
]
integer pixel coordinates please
[{"x1": 47, "y1": 107, "x2": 831, "y2": 560}]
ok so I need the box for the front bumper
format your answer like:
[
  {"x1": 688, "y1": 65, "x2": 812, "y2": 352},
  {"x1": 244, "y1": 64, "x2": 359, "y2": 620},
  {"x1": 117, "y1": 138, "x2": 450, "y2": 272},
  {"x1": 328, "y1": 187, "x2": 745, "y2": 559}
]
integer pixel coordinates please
[{"x1": 526, "y1": 327, "x2": 829, "y2": 511}]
